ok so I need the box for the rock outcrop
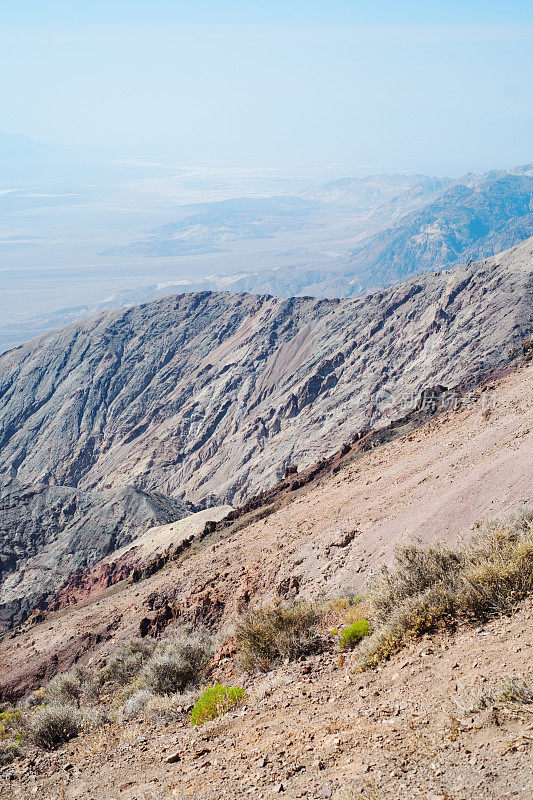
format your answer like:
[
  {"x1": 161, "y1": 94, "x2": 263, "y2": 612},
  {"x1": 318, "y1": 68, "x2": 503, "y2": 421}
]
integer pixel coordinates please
[{"x1": 0, "y1": 479, "x2": 190, "y2": 632}]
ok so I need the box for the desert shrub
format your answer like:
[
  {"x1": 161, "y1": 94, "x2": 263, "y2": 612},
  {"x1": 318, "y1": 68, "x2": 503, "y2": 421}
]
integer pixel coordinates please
[
  {"x1": 369, "y1": 543, "x2": 462, "y2": 624},
  {"x1": 27, "y1": 701, "x2": 107, "y2": 750},
  {"x1": 0, "y1": 739, "x2": 23, "y2": 765},
  {"x1": 19, "y1": 687, "x2": 47, "y2": 710},
  {"x1": 141, "y1": 628, "x2": 211, "y2": 695},
  {"x1": 460, "y1": 510, "x2": 533, "y2": 617},
  {"x1": 359, "y1": 509, "x2": 533, "y2": 669},
  {"x1": 27, "y1": 704, "x2": 87, "y2": 750},
  {"x1": 190, "y1": 685, "x2": 246, "y2": 727},
  {"x1": 324, "y1": 594, "x2": 369, "y2": 628},
  {"x1": 0, "y1": 708, "x2": 22, "y2": 738},
  {"x1": 327, "y1": 594, "x2": 363, "y2": 613},
  {"x1": 46, "y1": 667, "x2": 97, "y2": 707},
  {"x1": 98, "y1": 638, "x2": 157, "y2": 689},
  {"x1": 236, "y1": 601, "x2": 321, "y2": 671},
  {"x1": 122, "y1": 689, "x2": 153, "y2": 720},
  {"x1": 339, "y1": 619, "x2": 371, "y2": 651}
]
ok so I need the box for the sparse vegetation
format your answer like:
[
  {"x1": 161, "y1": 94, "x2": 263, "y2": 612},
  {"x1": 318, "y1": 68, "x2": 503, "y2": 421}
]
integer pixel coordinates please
[
  {"x1": 190, "y1": 685, "x2": 246, "y2": 726},
  {"x1": 97, "y1": 638, "x2": 156, "y2": 690},
  {"x1": 0, "y1": 628, "x2": 212, "y2": 759},
  {"x1": 236, "y1": 601, "x2": 321, "y2": 671},
  {"x1": 0, "y1": 738, "x2": 24, "y2": 765},
  {"x1": 141, "y1": 628, "x2": 212, "y2": 695},
  {"x1": 339, "y1": 619, "x2": 371, "y2": 651},
  {"x1": 359, "y1": 509, "x2": 533, "y2": 668},
  {"x1": 479, "y1": 676, "x2": 533, "y2": 718},
  {"x1": 27, "y1": 704, "x2": 89, "y2": 750},
  {"x1": 144, "y1": 691, "x2": 195, "y2": 723},
  {"x1": 47, "y1": 666, "x2": 99, "y2": 707},
  {"x1": 0, "y1": 707, "x2": 24, "y2": 764},
  {"x1": 122, "y1": 689, "x2": 153, "y2": 720}
]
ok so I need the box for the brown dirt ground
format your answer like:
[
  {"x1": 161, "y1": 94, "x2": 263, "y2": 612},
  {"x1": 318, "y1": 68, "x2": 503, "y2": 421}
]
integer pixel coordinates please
[{"x1": 1, "y1": 599, "x2": 532, "y2": 800}]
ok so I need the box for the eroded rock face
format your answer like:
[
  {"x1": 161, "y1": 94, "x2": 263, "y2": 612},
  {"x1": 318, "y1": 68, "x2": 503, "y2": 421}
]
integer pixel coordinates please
[
  {"x1": 0, "y1": 239, "x2": 531, "y2": 630},
  {"x1": 0, "y1": 479, "x2": 190, "y2": 632},
  {"x1": 2, "y1": 240, "x2": 531, "y2": 506},
  {"x1": 346, "y1": 170, "x2": 533, "y2": 291}
]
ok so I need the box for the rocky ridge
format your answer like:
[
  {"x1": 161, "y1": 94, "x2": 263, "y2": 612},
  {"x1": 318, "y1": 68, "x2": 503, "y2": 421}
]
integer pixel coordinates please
[
  {"x1": 0, "y1": 238, "x2": 532, "y2": 632},
  {"x1": 1, "y1": 239, "x2": 531, "y2": 508}
]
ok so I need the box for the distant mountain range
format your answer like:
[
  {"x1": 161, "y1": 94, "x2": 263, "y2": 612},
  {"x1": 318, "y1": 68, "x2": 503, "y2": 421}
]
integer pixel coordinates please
[
  {"x1": 101, "y1": 165, "x2": 533, "y2": 297},
  {"x1": 103, "y1": 197, "x2": 320, "y2": 257},
  {"x1": 1, "y1": 163, "x2": 532, "y2": 353},
  {"x1": 342, "y1": 166, "x2": 533, "y2": 292},
  {"x1": 302, "y1": 172, "x2": 451, "y2": 210},
  {"x1": 1, "y1": 237, "x2": 531, "y2": 630}
]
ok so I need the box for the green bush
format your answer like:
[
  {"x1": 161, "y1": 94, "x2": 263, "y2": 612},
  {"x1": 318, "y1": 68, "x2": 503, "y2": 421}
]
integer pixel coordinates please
[
  {"x1": 339, "y1": 619, "x2": 371, "y2": 651},
  {"x1": 236, "y1": 601, "x2": 321, "y2": 672},
  {"x1": 190, "y1": 685, "x2": 246, "y2": 727},
  {"x1": 0, "y1": 708, "x2": 22, "y2": 737}
]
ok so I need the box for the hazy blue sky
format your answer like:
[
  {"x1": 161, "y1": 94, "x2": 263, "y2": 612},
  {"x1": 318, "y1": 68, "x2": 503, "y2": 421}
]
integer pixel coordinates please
[{"x1": 2, "y1": 1, "x2": 532, "y2": 173}]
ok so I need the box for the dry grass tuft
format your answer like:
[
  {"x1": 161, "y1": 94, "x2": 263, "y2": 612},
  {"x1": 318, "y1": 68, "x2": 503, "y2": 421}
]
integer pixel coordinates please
[
  {"x1": 236, "y1": 600, "x2": 321, "y2": 671},
  {"x1": 478, "y1": 676, "x2": 533, "y2": 721},
  {"x1": 358, "y1": 508, "x2": 533, "y2": 669}
]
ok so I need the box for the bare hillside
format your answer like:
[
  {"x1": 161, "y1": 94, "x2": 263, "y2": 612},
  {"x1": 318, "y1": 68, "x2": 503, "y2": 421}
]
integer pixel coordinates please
[{"x1": 1, "y1": 360, "x2": 530, "y2": 702}]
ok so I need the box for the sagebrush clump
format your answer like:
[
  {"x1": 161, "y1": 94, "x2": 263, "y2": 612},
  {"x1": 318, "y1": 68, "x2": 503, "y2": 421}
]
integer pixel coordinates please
[
  {"x1": 141, "y1": 628, "x2": 212, "y2": 695},
  {"x1": 359, "y1": 509, "x2": 533, "y2": 669},
  {"x1": 144, "y1": 691, "x2": 197, "y2": 723},
  {"x1": 98, "y1": 638, "x2": 156, "y2": 690},
  {"x1": 47, "y1": 666, "x2": 98, "y2": 707},
  {"x1": 236, "y1": 600, "x2": 321, "y2": 671},
  {"x1": 122, "y1": 689, "x2": 153, "y2": 720},
  {"x1": 0, "y1": 739, "x2": 23, "y2": 765},
  {"x1": 190, "y1": 685, "x2": 247, "y2": 726},
  {"x1": 27, "y1": 704, "x2": 90, "y2": 750}
]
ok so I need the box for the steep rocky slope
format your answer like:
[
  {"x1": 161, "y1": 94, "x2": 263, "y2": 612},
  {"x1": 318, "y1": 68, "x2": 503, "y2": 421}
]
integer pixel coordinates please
[
  {"x1": 0, "y1": 362, "x2": 531, "y2": 800},
  {"x1": 0, "y1": 240, "x2": 531, "y2": 630},
  {"x1": 0, "y1": 480, "x2": 191, "y2": 633},
  {"x1": 1, "y1": 359, "x2": 530, "y2": 702},
  {"x1": 1, "y1": 239, "x2": 531, "y2": 511}
]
